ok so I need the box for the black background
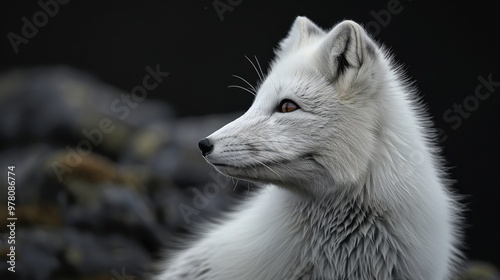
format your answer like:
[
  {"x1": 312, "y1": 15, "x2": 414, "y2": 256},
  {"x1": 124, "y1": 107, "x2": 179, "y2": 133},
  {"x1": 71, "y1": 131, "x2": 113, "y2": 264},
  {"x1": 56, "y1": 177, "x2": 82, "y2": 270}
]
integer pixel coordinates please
[{"x1": 2, "y1": 0, "x2": 499, "y2": 267}]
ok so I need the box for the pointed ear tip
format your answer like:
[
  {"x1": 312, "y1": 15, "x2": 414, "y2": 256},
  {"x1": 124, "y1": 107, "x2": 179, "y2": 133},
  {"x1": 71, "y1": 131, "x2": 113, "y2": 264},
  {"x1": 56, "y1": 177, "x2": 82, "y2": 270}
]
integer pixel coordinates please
[
  {"x1": 336, "y1": 20, "x2": 363, "y2": 30},
  {"x1": 292, "y1": 16, "x2": 311, "y2": 26},
  {"x1": 295, "y1": 16, "x2": 310, "y2": 21}
]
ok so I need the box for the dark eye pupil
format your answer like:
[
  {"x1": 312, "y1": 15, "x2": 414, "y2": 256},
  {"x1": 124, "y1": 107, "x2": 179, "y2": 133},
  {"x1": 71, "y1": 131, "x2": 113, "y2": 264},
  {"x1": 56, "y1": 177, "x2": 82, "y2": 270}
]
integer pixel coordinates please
[{"x1": 278, "y1": 99, "x2": 299, "y2": 113}]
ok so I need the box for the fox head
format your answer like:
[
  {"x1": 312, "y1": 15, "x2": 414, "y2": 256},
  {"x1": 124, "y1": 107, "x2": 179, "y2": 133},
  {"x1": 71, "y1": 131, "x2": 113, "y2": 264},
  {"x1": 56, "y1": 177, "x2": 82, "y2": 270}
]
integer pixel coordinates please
[{"x1": 199, "y1": 17, "x2": 391, "y2": 195}]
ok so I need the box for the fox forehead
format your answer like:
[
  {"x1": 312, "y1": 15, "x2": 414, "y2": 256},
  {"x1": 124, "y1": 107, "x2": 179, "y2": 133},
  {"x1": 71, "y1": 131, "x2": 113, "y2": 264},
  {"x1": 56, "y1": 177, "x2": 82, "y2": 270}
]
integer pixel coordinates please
[
  {"x1": 270, "y1": 44, "x2": 320, "y2": 77},
  {"x1": 256, "y1": 67, "x2": 332, "y2": 105}
]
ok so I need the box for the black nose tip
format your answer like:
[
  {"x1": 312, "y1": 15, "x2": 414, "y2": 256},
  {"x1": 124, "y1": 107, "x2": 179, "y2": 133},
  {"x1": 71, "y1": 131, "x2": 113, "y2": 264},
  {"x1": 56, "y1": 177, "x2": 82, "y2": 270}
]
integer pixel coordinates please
[{"x1": 198, "y1": 138, "x2": 214, "y2": 156}]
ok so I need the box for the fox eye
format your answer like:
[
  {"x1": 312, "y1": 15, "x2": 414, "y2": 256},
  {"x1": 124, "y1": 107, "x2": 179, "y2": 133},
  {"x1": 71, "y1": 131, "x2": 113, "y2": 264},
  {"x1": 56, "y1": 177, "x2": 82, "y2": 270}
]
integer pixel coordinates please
[{"x1": 278, "y1": 99, "x2": 300, "y2": 113}]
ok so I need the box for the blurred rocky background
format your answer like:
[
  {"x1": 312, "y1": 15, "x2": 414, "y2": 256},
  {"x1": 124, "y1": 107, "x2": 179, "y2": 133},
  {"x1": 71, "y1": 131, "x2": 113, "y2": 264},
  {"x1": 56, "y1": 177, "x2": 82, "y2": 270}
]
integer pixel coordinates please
[
  {"x1": 0, "y1": 66, "x2": 498, "y2": 280},
  {"x1": 0, "y1": 67, "x2": 252, "y2": 280}
]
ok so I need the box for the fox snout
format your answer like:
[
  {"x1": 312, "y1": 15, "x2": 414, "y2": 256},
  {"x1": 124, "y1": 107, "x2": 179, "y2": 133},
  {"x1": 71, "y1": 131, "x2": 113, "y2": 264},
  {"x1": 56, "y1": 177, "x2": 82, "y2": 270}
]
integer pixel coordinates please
[{"x1": 198, "y1": 138, "x2": 214, "y2": 156}]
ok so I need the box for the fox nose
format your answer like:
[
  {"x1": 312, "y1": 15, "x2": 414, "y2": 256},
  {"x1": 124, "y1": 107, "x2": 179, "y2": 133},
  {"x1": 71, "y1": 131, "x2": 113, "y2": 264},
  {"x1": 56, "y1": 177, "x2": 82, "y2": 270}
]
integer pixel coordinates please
[{"x1": 198, "y1": 138, "x2": 214, "y2": 156}]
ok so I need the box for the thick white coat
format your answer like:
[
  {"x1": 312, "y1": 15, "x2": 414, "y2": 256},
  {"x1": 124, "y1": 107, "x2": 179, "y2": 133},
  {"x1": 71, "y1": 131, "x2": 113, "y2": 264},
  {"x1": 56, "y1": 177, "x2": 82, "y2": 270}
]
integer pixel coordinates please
[{"x1": 157, "y1": 17, "x2": 462, "y2": 280}]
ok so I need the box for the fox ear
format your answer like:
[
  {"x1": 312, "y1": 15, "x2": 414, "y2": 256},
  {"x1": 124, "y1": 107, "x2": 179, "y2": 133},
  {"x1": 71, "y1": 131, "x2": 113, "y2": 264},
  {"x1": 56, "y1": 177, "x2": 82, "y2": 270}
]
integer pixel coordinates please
[
  {"x1": 275, "y1": 16, "x2": 325, "y2": 57},
  {"x1": 317, "y1": 20, "x2": 377, "y2": 82}
]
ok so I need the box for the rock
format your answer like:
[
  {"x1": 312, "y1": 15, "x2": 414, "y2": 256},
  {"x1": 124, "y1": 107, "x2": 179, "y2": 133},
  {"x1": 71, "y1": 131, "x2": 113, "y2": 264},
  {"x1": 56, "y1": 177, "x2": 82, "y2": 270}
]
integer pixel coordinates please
[
  {"x1": 459, "y1": 261, "x2": 500, "y2": 280},
  {"x1": 0, "y1": 228, "x2": 151, "y2": 280},
  {"x1": 46, "y1": 150, "x2": 144, "y2": 189},
  {"x1": 0, "y1": 228, "x2": 62, "y2": 280},
  {"x1": 0, "y1": 67, "x2": 174, "y2": 158},
  {"x1": 0, "y1": 145, "x2": 57, "y2": 203},
  {"x1": 61, "y1": 228, "x2": 150, "y2": 277},
  {"x1": 63, "y1": 183, "x2": 168, "y2": 251},
  {"x1": 0, "y1": 145, "x2": 66, "y2": 227},
  {"x1": 0, "y1": 66, "x2": 250, "y2": 280}
]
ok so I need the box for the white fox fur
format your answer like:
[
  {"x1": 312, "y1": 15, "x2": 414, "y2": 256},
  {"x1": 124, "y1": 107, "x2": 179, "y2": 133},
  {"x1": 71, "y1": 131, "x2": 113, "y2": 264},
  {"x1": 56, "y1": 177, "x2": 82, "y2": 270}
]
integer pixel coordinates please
[{"x1": 156, "y1": 17, "x2": 462, "y2": 280}]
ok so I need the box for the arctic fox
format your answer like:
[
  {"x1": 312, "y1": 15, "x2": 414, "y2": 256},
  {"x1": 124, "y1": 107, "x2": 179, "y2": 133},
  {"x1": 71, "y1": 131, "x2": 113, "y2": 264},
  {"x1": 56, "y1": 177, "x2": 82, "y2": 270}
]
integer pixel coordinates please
[{"x1": 157, "y1": 17, "x2": 462, "y2": 280}]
